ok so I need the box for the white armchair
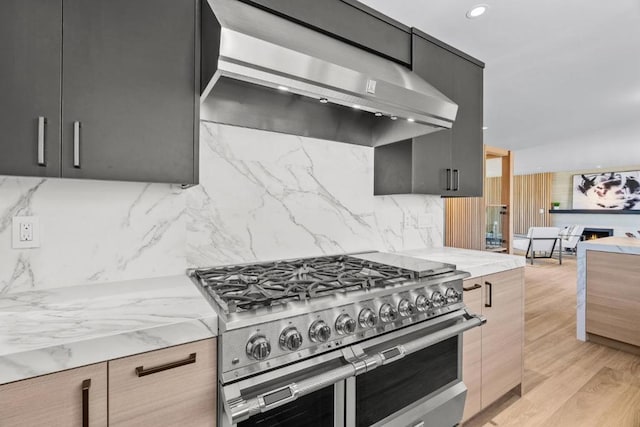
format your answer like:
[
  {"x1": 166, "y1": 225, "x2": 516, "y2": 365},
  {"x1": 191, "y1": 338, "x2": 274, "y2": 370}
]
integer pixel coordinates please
[
  {"x1": 513, "y1": 227, "x2": 562, "y2": 264},
  {"x1": 558, "y1": 225, "x2": 584, "y2": 254}
]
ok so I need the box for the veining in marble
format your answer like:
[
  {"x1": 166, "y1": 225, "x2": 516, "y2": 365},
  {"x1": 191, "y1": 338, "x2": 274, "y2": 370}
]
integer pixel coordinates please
[
  {"x1": 0, "y1": 177, "x2": 186, "y2": 294},
  {"x1": 187, "y1": 122, "x2": 443, "y2": 267},
  {"x1": 0, "y1": 275, "x2": 217, "y2": 384}
]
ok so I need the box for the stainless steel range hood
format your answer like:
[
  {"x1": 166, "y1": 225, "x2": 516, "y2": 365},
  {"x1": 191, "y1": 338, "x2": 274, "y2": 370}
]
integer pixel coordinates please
[{"x1": 200, "y1": 0, "x2": 458, "y2": 147}]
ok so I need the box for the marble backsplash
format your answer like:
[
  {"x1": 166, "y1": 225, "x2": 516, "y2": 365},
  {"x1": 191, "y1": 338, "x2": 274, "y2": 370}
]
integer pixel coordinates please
[{"x1": 1, "y1": 123, "x2": 443, "y2": 294}]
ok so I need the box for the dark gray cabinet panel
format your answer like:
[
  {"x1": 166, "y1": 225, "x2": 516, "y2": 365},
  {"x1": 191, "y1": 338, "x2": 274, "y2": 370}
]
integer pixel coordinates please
[
  {"x1": 375, "y1": 33, "x2": 484, "y2": 197},
  {"x1": 61, "y1": 0, "x2": 198, "y2": 184},
  {"x1": 0, "y1": 0, "x2": 62, "y2": 177},
  {"x1": 450, "y1": 54, "x2": 483, "y2": 197},
  {"x1": 410, "y1": 35, "x2": 454, "y2": 196},
  {"x1": 239, "y1": 0, "x2": 411, "y2": 65}
]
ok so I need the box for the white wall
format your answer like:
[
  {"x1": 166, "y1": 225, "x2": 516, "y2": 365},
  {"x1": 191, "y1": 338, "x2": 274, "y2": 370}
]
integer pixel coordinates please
[
  {"x1": 0, "y1": 123, "x2": 444, "y2": 294},
  {"x1": 513, "y1": 128, "x2": 640, "y2": 175}
]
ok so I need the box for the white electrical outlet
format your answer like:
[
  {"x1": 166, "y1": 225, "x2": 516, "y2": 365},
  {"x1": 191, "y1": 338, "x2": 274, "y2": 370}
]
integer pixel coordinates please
[
  {"x1": 403, "y1": 212, "x2": 413, "y2": 228},
  {"x1": 12, "y1": 216, "x2": 41, "y2": 249}
]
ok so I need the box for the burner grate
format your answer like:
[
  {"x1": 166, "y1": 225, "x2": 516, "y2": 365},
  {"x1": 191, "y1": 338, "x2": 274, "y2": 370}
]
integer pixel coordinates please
[{"x1": 193, "y1": 255, "x2": 417, "y2": 313}]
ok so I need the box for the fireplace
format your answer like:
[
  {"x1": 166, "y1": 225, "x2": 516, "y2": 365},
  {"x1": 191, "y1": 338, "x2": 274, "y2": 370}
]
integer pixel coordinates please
[{"x1": 582, "y1": 227, "x2": 614, "y2": 240}]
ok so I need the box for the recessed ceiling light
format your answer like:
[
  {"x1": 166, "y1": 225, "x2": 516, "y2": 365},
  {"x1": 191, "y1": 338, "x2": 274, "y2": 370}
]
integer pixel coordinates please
[
  {"x1": 319, "y1": 98, "x2": 329, "y2": 104},
  {"x1": 407, "y1": 118, "x2": 415, "y2": 122},
  {"x1": 352, "y1": 104, "x2": 361, "y2": 110},
  {"x1": 466, "y1": 4, "x2": 489, "y2": 19},
  {"x1": 375, "y1": 112, "x2": 383, "y2": 117},
  {"x1": 482, "y1": 126, "x2": 488, "y2": 130},
  {"x1": 390, "y1": 116, "x2": 398, "y2": 121},
  {"x1": 277, "y1": 85, "x2": 289, "y2": 91}
]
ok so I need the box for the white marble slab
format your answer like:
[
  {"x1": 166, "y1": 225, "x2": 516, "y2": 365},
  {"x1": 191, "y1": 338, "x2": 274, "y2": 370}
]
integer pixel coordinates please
[
  {"x1": 0, "y1": 176, "x2": 186, "y2": 295},
  {"x1": 0, "y1": 275, "x2": 217, "y2": 385},
  {"x1": 398, "y1": 247, "x2": 526, "y2": 278},
  {"x1": 576, "y1": 236, "x2": 640, "y2": 341},
  {"x1": 187, "y1": 123, "x2": 444, "y2": 267}
]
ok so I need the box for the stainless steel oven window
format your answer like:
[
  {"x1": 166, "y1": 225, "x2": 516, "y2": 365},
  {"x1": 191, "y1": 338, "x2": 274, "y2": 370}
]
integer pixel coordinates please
[{"x1": 354, "y1": 336, "x2": 459, "y2": 427}]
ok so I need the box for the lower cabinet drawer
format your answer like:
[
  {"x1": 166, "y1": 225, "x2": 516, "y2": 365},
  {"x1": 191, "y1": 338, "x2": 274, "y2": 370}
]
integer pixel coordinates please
[{"x1": 108, "y1": 338, "x2": 217, "y2": 427}]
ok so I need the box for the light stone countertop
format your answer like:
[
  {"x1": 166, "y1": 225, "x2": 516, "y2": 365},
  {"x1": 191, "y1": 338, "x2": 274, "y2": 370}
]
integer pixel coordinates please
[
  {"x1": 576, "y1": 236, "x2": 640, "y2": 341},
  {"x1": 0, "y1": 275, "x2": 217, "y2": 385},
  {"x1": 398, "y1": 246, "x2": 526, "y2": 278},
  {"x1": 0, "y1": 246, "x2": 525, "y2": 386}
]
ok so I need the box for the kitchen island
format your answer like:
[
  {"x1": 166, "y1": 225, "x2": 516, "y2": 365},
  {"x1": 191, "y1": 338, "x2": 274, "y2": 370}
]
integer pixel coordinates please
[{"x1": 577, "y1": 236, "x2": 640, "y2": 350}]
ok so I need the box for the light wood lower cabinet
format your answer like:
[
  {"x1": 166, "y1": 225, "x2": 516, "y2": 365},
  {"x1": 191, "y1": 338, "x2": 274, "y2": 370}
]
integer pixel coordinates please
[
  {"x1": 586, "y1": 250, "x2": 640, "y2": 347},
  {"x1": 109, "y1": 338, "x2": 217, "y2": 427},
  {"x1": 0, "y1": 362, "x2": 107, "y2": 427},
  {"x1": 461, "y1": 268, "x2": 524, "y2": 423},
  {"x1": 0, "y1": 338, "x2": 216, "y2": 427}
]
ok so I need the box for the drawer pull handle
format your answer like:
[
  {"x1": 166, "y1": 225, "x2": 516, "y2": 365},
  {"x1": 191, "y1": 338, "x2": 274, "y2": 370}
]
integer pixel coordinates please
[
  {"x1": 73, "y1": 121, "x2": 81, "y2": 168},
  {"x1": 485, "y1": 281, "x2": 493, "y2": 307},
  {"x1": 463, "y1": 284, "x2": 482, "y2": 292},
  {"x1": 135, "y1": 352, "x2": 197, "y2": 377},
  {"x1": 82, "y1": 379, "x2": 91, "y2": 427}
]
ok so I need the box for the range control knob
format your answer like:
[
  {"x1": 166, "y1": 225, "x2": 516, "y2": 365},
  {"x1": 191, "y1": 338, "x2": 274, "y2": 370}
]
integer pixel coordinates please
[
  {"x1": 398, "y1": 298, "x2": 417, "y2": 317},
  {"x1": 445, "y1": 287, "x2": 462, "y2": 304},
  {"x1": 379, "y1": 303, "x2": 399, "y2": 323},
  {"x1": 335, "y1": 314, "x2": 357, "y2": 335},
  {"x1": 415, "y1": 294, "x2": 432, "y2": 312},
  {"x1": 430, "y1": 291, "x2": 445, "y2": 308},
  {"x1": 309, "y1": 320, "x2": 332, "y2": 343},
  {"x1": 279, "y1": 327, "x2": 304, "y2": 351},
  {"x1": 246, "y1": 335, "x2": 271, "y2": 360},
  {"x1": 358, "y1": 308, "x2": 378, "y2": 328}
]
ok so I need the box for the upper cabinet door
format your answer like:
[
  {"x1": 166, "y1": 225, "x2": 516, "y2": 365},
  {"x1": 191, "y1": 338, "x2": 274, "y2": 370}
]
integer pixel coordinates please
[
  {"x1": 61, "y1": 0, "x2": 198, "y2": 184},
  {"x1": 410, "y1": 34, "x2": 454, "y2": 195},
  {"x1": 0, "y1": 0, "x2": 62, "y2": 177},
  {"x1": 451, "y1": 54, "x2": 484, "y2": 197}
]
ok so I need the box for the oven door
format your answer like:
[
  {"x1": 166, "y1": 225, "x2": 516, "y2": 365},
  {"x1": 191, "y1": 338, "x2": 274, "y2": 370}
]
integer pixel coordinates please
[
  {"x1": 347, "y1": 310, "x2": 480, "y2": 427},
  {"x1": 219, "y1": 347, "x2": 351, "y2": 427}
]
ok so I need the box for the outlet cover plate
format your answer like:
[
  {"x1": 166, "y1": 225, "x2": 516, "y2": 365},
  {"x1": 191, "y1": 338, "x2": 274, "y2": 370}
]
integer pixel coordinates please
[{"x1": 12, "y1": 216, "x2": 40, "y2": 249}]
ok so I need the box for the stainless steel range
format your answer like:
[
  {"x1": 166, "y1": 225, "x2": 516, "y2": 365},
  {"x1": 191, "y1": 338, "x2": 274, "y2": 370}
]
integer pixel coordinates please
[{"x1": 189, "y1": 252, "x2": 485, "y2": 427}]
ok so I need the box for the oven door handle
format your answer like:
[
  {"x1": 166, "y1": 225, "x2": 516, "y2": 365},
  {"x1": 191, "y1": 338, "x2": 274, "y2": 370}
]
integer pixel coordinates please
[
  {"x1": 225, "y1": 363, "x2": 357, "y2": 424},
  {"x1": 368, "y1": 311, "x2": 486, "y2": 368}
]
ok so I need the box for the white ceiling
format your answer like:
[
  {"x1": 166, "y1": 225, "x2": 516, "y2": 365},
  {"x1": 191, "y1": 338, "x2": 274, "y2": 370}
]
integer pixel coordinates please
[{"x1": 359, "y1": 0, "x2": 640, "y2": 174}]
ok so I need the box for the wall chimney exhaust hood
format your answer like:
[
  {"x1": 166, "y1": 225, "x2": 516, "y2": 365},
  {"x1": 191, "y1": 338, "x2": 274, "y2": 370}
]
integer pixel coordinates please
[{"x1": 200, "y1": 0, "x2": 458, "y2": 147}]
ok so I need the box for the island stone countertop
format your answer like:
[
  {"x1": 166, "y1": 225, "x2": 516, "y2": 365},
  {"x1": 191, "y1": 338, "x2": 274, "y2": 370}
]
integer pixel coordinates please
[
  {"x1": 0, "y1": 275, "x2": 217, "y2": 385},
  {"x1": 576, "y1": 236, "x2": 640, "y2": 341},
  {"x1": 398, "y1": 246, "x2": 526, "y2": 278}
]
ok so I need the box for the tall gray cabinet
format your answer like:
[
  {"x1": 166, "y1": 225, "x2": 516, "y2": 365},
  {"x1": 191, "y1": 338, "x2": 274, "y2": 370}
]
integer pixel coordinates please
[
  {"x1": 0, "y1": 0, "x2": 199, "y2": 185},
  {"x1": 0, "y1": 0, "x2": 62, "y2": 178},
  {"x1": 375, "y1": 31, "x2": 484, "y2": 197}
]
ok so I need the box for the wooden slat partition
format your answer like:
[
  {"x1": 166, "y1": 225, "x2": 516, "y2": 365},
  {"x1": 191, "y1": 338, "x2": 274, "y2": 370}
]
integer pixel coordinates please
[
  {"x1": 513, "y1": 173, "x2": 553, "y2": 235},
  {"x1": 485, "y1": 177, "x2": 501, "y2": 205},
  {"x1": 445, "y1": 196, "x2": 485, "y2": 250}
]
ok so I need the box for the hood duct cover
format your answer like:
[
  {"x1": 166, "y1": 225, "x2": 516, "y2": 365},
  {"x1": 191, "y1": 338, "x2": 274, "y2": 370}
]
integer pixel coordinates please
[{"x1": 200, "y1": 0, "x2": 458, "y2": 147}]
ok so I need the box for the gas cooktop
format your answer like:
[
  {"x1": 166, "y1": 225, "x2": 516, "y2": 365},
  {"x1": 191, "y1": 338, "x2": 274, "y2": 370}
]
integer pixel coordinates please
[{"x1": 190, "y1": 254, "x2": 422, "y2": 313}]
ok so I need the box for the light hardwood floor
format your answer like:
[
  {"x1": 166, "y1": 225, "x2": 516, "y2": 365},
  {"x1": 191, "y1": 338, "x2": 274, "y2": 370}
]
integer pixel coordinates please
[{"x1": 463, "y1": 257, "x2": 640, "y2": 427}]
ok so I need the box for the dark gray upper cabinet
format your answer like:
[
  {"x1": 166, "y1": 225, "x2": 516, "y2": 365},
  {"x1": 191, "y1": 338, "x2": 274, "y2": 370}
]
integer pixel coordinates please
[
  {"x1": 1, "y1": 0, "x2": 198, "y2": 185},
  {"x1": 238, "y1": 0, "x2": 411, "y2": 65},
  {"x1": 374, "y1": 32, "x2": 484, "y2": 197},
  {"x1": 0, "y1": 0, "x2": 62, "y2": 178}
]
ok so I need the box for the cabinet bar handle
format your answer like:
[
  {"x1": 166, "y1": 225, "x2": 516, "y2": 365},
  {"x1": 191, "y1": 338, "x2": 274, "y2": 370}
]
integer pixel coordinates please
[
  {"x1": 82, "y1": 379, "x2": 91, "y2": 427},
  {"x1": 463, "y1": 283, "x2": 482, "y2": 292},
  {"x1": 454, "y1": 169, "x2": 460, "y2": 191},
  {"x1": 485, "y1": 281, "x2": 493, "y2": 307},
  {"x1": 73, "y1": 121, "x2": 81, "y2": 168},
  {"x1": 37, "y1": 117, "x2": 46, "y2": 166},
  {"x1": 446, "y1": 168, "x2": 452, "y2": 191},
  {"x1": 135, "y1": 352, "x2": 197, "y2": 377}
]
